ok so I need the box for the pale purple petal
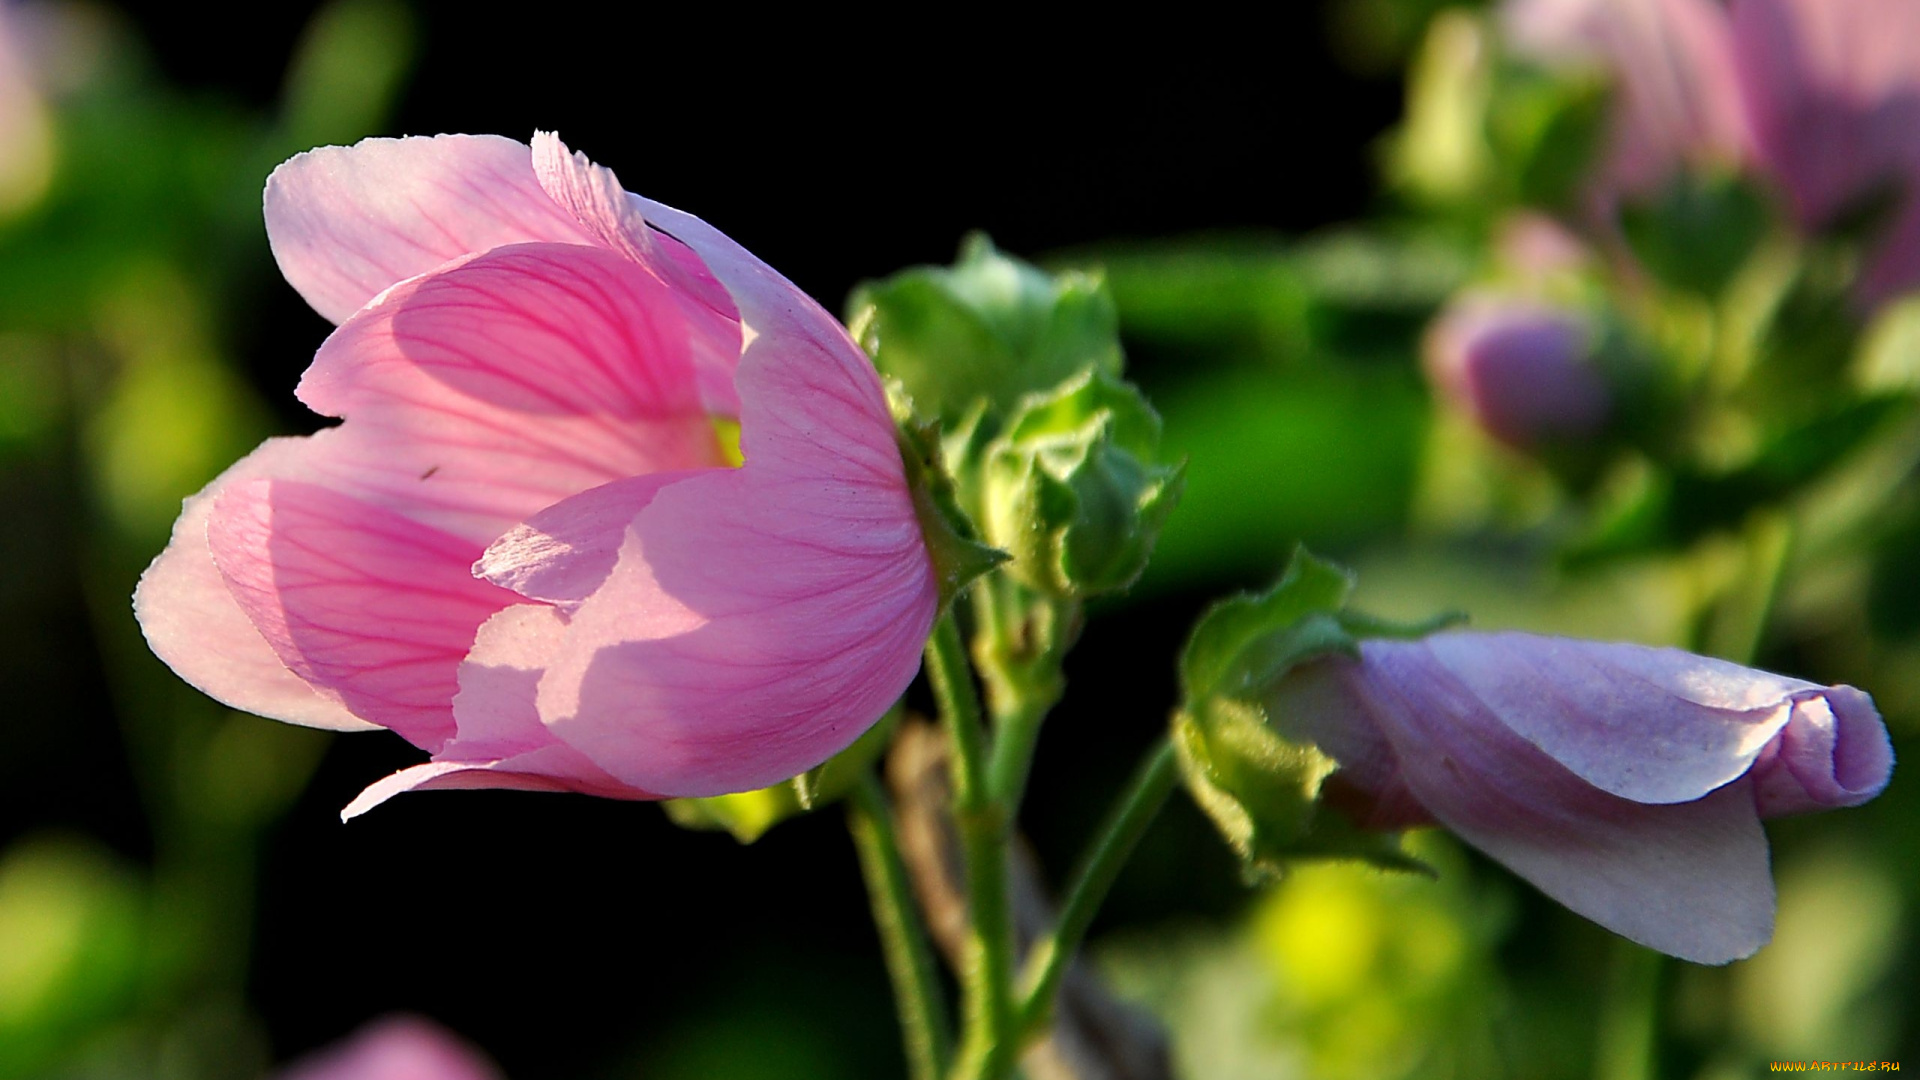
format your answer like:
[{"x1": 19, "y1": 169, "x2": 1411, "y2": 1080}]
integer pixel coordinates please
[
  {"x1": 295, "y1": 242, "x2": 729, "y2": 545},
  {"x1": 1748, "y1": 686, "x2": 1894, "y2": 815},
  {"x1": 275, "y1": 1016, "x2": 502, "y2": 1080},
  {"x1": 265, "y1": 134, "x2": 596, "y2": 324},
  {"x1": 133, "y1": 439, "x2": 375, "y2": 733},
  {"x1": 1423, "y1": 631, "x2": 1810, "y2": 803},
  {"x1": 206, "y1": 478, "x2": 521, "y2": 751},
  {"x1": 1291, "y1": 648, "x2": 1777, "y2": 964}
]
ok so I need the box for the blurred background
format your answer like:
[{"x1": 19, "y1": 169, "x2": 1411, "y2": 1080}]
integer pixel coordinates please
[{"x1": 0, "y1": 0, "x2": 1912, "y2": 1076}]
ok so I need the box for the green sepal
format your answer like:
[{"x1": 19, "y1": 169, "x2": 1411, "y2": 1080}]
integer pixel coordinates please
[
  {"x1": 1180, "y1": 546, "x2": 1357, "y2": 701},
  {"x1": 665, "y1": 706, "x2": 904, "y2": 842},
  {"x1": 1174, "y1": 547, "x2": 1442, "y2": 880},
  {"x1": 979, "y1": 368, "x2": 1184, "y2": 599},
  {"x1": 849, "y1": 234, "x2": 1124, "y2": 423},
  {"x1": 1173, "y1": 699, "x2": 1429, "y2": 882},
  {"x1": 889, "y1": 386, "x2": 1009, "y2": 610}
]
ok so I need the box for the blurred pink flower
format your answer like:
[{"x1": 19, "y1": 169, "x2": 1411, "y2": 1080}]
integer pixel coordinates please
[
  {"x1": 135, "y1": 133, "x2": 938, "y2": 814},
  {"x1": 1507, "y1": 0, "x2": 1920, "y2": 302},
  {"x1": 1272, "y1": 631, "x2": 1893, "y2": 963},
  {"x1": 1423, "y1": 294, "x2": 1609, "y2": 447},
  {"x1": 1732, "y1": 0, "x2": 1920, "y2": 303},
  {"x1": 1504, "y1": 0, "x2": 1748, "y2": 200},
  {"x1": 277, "y1": 1016, "x2": 502, "y2": 1080}
]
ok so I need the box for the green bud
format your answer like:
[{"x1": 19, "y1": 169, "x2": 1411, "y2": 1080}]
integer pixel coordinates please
[
  {"x1": 978, "y1": 369, "x2": 1183, "y2": 600},
  {"x1": 848, "y1": 234, "x2": 1123, "y2": 422}
]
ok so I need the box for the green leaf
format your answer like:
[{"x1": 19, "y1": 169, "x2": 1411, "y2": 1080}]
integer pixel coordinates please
[
  {"x1": 1487, "y1": 62, "x2": 1610, "y2": 210},
  {"x1": 849, "y1": 234, "x2": 1123, "y2": 422},
  {"x1": 1618, "y1": 170, "x2": 1770, "y2": 297}
]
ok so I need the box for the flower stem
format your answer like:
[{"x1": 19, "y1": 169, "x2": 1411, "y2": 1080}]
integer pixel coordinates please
[
  {"x1": 1015, "y1": 736, "x2": 1178, "y2": 1038},
  {"x1": 849, "y1": 774, "x2": 953, "y2": 1080},
  {"x1": 926, "y1": 612, "x2": 1017, "y2": 1080}
]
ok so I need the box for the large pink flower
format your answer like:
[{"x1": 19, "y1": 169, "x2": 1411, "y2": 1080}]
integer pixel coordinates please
[
  {"x1": 134, "y1": 133, "x2": 938, "y2": 815},
  {"x1": 1272, "y1": 631, "x2": 1893, "y2": 963}
]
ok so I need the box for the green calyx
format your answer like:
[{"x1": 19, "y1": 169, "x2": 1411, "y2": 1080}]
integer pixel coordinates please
[
  {"x1": 979, "y1": 368, "x2": 1183, "y2": 600},
  {"x1": 1174, "y1": 547, "x2": 1461, "y2": 879}
]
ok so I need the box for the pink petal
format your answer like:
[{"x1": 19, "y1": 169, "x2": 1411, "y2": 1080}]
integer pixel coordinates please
[
  {"x1": 525, "y1": 306, "x2": 938, "y2": 796},
  {"x1": 1423, "y1": 632, "x2": 1810, "y2": 803},
  {"x1": 1294, "y1": 651, "x2": 1777, "y2": 964},
  {"x1": 294, "y1": 242, "x2": 729, "y2": 545},
  {"x1": 475, "y1": 471, "x2": 708, "y2": 608},
  {"x1": 275, "y1": 1016, "x2": 502, "y2": 1080},
  {"x1": 133, "y1": 439, "x2": 375, "y2": 733},
  {"x1": 531, "y1": 132, "x2": 744, "y2": 415},
  {"x1": 1732, "y1": 0, "x2": 1920, "y2": 226},
  {"x1": 265, "y1": 134, "x2": 597, "y2": 324},
  {"x1": 206, "y1": 478, "x2": 522, "y2": 751},
  {"x1": 342, "y1": 605, "x2": 656, "y2": 819}
]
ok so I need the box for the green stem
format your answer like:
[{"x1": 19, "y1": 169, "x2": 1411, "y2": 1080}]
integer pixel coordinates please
[
  {"x1": 849, "y1": 775, "x2": 953, "y2": 1080},
  {"x1": 926, "y1": 612, "x2": 1017, "y2": 1080},
  {"x1": 1595, "y1": 939, "x2": 1663, "y2": 1080},
  {"x1": 972, "y1": 579, "x2": 1070, "y2": 815},
  {"x1": 928, "y1": 612, "x2": 991, "y2": 809},
  {"x1": 1015, "y1": 737, "x2": 1178, "y2": 1038}
]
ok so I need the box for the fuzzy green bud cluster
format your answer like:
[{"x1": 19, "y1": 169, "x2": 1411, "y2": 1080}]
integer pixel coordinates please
[{"x1": 852, "y1": 236, "x2": 1182, "y2": 602}]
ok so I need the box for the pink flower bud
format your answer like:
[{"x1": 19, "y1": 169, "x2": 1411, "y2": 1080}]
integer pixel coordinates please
[
  {"x1": 134, "y1": 134, "x2": 938, "y2": 815},
  {"x1": 1270, "y1": 631, "x2": 1893, "y2": 963},
  {"x1": 277, "y1": 1016, "x2": 502, "y2": 1080},
  {"x1": 1423, "y1": 296, "x2": 1610, "y2": 447}
]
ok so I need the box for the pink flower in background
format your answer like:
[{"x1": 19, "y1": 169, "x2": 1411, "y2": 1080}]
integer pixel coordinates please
[
  {"x1": 1505, "y1": 0, "x2": 1920, "y2": 302},
  {"x1": 1271, "y1": 632, "x2": 1893, "y2": 964},
  {"x1": 1423, "y1": 295, "x2": 1609, "y2": 447},
  {"x1": 1732, "y1": 0, "x2": 1920, "y2": 303},
  {"x1": 1503, "y1": 0, "x2": 1748, "y2": 201},
  {"x1": 134, "y1": 132, "x2": 938, "y2": 814},
  {"x1": 276, "y1": 1016, "x2": 503, "y2": 1080}
]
